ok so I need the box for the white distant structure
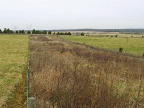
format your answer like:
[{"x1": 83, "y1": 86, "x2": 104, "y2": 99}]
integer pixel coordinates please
[
  {"x1": 27, "y1": 25, "x2": 32, "y2": 30},
  {"x1": 13, "y1": 26, "x2": 17, "y2": 32},
  {"x1": 27, "y1": 25, "x2": 32, "y2": 34}
]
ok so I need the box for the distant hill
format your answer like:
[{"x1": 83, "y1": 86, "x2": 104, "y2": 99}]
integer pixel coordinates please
[
  {"x1": 44, "y1": 29, "x2": 144, "y2": 33},
  {"x1": 21, "y1": 29, "x2": 144, "y2": 34}
]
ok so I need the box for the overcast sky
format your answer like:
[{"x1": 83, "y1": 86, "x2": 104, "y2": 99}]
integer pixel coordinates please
[{"x1": 0, "y1": 0, "x2": 144, "y2": 30}]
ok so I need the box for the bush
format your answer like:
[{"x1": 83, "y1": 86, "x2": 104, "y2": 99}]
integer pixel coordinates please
[
  {"x1": 48, "y1": 31, "x2": 51, "y2": 34},
  {"x1": 81, "y1": 33, "x2": 84, "y2": 36},
  {"x1": 119, "y1": 48, "x2": 123, "y2": 53},
  {"x1": 27, "y1": 31, "x2": 31, "y2": 34}
]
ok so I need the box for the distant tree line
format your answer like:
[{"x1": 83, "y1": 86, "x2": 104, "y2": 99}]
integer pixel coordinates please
[
  {"x1": 1, "y1": 28, "x2": 144, "y2": 34},
  {"x1": 1, "y1": 28, "x2": 14, "y2": 34},
  {"x1": 0, "y1": 28, "x2": 72, "y2": 35},
  {"x1": 0, "y1": 28, "x2": 26, "y2": 34},
  {"x1": 0, "y1": 28, "x2": 52, "y2": 34},
  {"x1": 32, "y1": 29, "x2": 47, "y2": 34},
  {"x1": 56, "y1": 32, "x2": 71, "y2": 35},
  {"x1": 71, "y1": 29, "x2": 144, "y2": 33}
]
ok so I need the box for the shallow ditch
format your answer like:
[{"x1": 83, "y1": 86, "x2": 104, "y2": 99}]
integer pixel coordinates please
[{"x1": 3, "y1": 66, "x2": 27, "y2": 108}]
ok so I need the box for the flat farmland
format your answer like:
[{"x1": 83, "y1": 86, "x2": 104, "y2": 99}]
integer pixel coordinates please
[
  {"x1": 85, "y1": 34, "x2": 144, "y2": 37},
  {"x1": 60, "y1": 35, "x2": 144, "y2": 56},
  {"x1": 29, "y1": 35, "x2": 144, "y2": 107},
  {"x1": 0, "y1": 35, "x2": 29, "y2": 107}
]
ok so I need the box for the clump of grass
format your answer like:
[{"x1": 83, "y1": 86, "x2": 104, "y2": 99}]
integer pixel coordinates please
[{"x1": 119, "y1": 48, "x2": 123, "y2": 53}]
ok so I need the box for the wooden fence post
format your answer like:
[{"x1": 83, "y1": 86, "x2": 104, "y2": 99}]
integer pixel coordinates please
[{"x1": 28, "y1": 97, "x2": 36, "y2": 108}]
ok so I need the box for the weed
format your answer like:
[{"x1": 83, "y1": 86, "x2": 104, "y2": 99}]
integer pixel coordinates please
[
  {"x1": 29, "y1": 35, "x2": 144, "y2": 108},
  {"x1": 119, "y1": 48, "x2": 123, "y2": 53}
]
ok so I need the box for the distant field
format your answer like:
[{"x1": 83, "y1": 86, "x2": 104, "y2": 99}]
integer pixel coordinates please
[
  {"x1": 60, "y1": 35, "x2": 144, "y2": 56},
  {"x1": 83, "y1": 34, "x2": 144, "y2": 37},
  {"x1": 29, "y1": 35, "x2": 144, "y2": 107},
  {"x1": 68, "y1": 31, "x2": 144, "y2": 37},
  {"x1": 0, "y1": 35, "x2": 29, "y2": 107}
]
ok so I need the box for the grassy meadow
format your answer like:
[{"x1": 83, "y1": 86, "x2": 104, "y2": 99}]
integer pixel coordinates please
[
  {"x1": 60, "y1": 35, "x2": 144, "y2": 56},
  {"x1": 0, "y1": 35, "x2": 29, "y2": 107},
  {"x1": 29, "y1": 35, "x2": 144, "y2": 107},
  {"x1": 84, "y1": 33, "x2": 144, "y2": 37}
]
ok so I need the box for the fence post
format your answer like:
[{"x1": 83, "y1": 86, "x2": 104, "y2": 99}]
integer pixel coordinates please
[
  {"x1": 28, "y1": 97, "x2": 36, "y2": 108},
  {"x1": 27, "y1": 59, "x2": 30, "y2": 107}
]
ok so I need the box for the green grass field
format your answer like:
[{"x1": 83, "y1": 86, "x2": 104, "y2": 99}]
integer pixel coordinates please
[
  {"x1": 60, "y1": 35, "x2": 144, "y2": 56},
  {"x1": 0, "y1": 35, "x2": 29, "y2": 107},
  {"x1": 84, "y1": 33, "x2": 144, "y2": 37}
]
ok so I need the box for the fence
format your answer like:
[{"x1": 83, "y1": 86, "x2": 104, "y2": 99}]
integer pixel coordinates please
[{"x1": 27, "y1": 39, "x2": 36, "y2": 108}]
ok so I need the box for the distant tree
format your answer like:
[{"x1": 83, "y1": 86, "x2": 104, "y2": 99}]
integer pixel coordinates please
[
  {"x1": 53, "y1": 32, "x2": 55, "y2": 35},
  {"x1": 64, "y1": 32, "x2": 68, "y2": 35},
  {"x1": 22, "y1": 30, "x2": 25, "y2": 34},
  {"x1": 0, "y1": 29, "x2": 2, "y2": 33},
  {"x1": 11, "y1": 30, "x2": 14, "y2": 34},
  {"x1": 68, "y1": 32, "x2": 71, "y2": 35},
  {"x1": 19, "y1": 30, "x2": 22, "y2": 33},
  {"x1": 32, "y1": 29, "x2": 36, "y2": 34},
  {"x1": 43, "y1": 30, "x2": 47, "y2": 34},
  {"x1": 3, "y1": 28, "x2": 14, "y2": 34},
  {"x1": 32, "y1": 29, "x2": 43, "y2": 34},
  {"x1": 27, "y1": 31, "x2": 31, "y2": 34},
  {"x1": 60, "y1": 32, "x2": 64, "y2": 35},
  {"x1": 36, "y1": 30, "x2": 41, "y2": 34},
  {"x1": 48, "y1": 31, "x2": 51, "y2": 34},
  {"x1": 81, "y1": 32, "x2": 84, "y2": 36},
  {"x1": 16, "y1": 31, "x2": 18, "y2": 34},
  {"x1": 19, "y1": 30, "x2": 25, "y2": 34},
  {"x1": 3, "y1": 28, "x2": 7, "y2": 34},
  {"x1": 7, "y1": 28, "x2": 11, "y2": 34}
]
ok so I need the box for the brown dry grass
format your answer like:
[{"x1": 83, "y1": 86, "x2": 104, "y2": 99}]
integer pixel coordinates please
[{"x1": 29, "y1": 35, "x2": 144, "y2": 108}]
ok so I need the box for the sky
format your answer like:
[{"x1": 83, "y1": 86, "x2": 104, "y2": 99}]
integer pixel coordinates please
[{"x1": 0, "y1": 0, "x2": 144, "y2": 30}]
